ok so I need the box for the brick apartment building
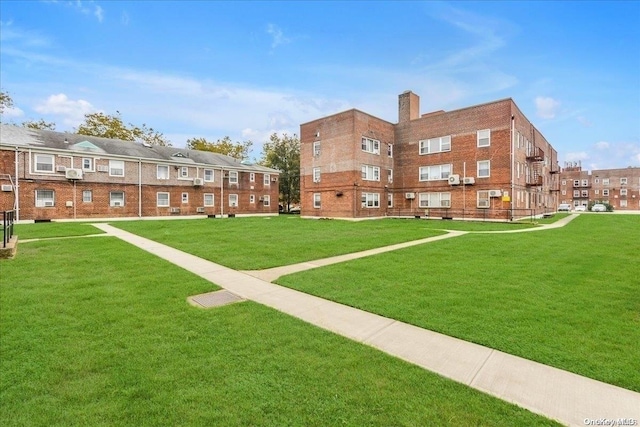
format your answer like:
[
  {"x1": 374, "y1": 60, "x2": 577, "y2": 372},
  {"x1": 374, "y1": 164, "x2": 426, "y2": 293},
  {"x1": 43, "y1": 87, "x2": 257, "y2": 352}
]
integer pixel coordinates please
[
  {"x1": 300, "y1": 91, "x2": 559, "y2": 220},
  {"x1": 559, "y1": 163, "x2": 640, "y2": 210},
  {"x1": 0, "y1": 124, "x2": 280, "y2": 221}
]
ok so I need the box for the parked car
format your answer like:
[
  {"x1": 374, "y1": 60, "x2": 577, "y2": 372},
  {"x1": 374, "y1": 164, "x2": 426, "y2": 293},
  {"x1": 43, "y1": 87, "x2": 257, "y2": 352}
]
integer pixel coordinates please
[
  {"x1": 558, "y1": 203, "x2": 572, "y2": 212},
  {"x1": 591, "y1": 204, "x2": 607, "y2": 212},
  {"x1": 574, "y1": 205, "x2": 586, "y2": 212}
]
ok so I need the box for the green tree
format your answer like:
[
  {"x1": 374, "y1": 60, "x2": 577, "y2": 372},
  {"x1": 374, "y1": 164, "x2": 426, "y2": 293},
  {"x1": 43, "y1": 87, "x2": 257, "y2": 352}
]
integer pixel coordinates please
[
  {"x1": 0, "y1": 90, "x2": 13, "y2": 114},
  {"x1": 22, "y1": 119, "x2": 56, "y2": 130},
  {"x1": 260, "y1": 132, "x2": 300, "y2": 211},
  {"x1": 186, "y1": 136, "x2": 253, "y2": 160},
  {"x1": 76, "y1": 111, "x2": 171, "y2": 146}
]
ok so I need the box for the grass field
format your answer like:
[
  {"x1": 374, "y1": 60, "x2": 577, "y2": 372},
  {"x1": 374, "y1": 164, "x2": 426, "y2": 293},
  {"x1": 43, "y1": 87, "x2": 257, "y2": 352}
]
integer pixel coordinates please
[
  {"x1": 15, "y1": 222, "x2": 104, "y2": 240},
  {"x1": 277, "y1": 214, "x2": 640, "y2": 392},
  {"x1": 0, "y1": 236, "x2": 558, "y2": 426}
]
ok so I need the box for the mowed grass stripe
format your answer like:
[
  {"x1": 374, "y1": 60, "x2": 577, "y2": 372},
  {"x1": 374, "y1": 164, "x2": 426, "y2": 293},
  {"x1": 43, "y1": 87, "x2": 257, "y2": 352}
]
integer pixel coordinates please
[{"x1": 0, "y1": 238, "x2": 558, "y2": 426}]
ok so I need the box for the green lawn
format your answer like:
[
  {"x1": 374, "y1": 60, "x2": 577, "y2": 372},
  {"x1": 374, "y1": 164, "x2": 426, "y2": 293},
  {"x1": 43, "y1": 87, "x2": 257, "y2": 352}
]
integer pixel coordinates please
[
  {"x1": 277, "y1": 214, "x2": 640, "y2": 392},
  {"x1": 15, "y1": 222, "x2": 104, "y2": 240},
  {"x1": 0, "y1": 238, "x2": 558, "y2": 426},
  {"x1": 112, "y1": 216, "x2": 535, "y2": 269}
]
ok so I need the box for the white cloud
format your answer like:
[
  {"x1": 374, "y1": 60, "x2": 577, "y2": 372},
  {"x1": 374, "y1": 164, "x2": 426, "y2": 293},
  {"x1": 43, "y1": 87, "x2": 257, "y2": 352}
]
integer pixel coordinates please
[
  {"x1": 1, "y1": 105, "x2": 25, "y2": 119},
  {"x1": 565, "y1": 151, "x2": 589, "y2": 162},
  {"x1": 34, "y1": 93, "x2": 95, "y2": 127},
  {"x1": 266, "y1": 24, "x2": 291, "y2": 49},
  {"x1": 594, "y1": 141, "x2": 610, "y2": 150},
  {"x1": 577, "y1": 116, "x2": 592, "y2": 127},
  {"x1": 121, "y1": 11, "x2": 130, "y2": 25},
  {"x1": 94, "y1": 5, "x2": 104, "y2": 22},
  {"x1": 535, "y1": 96, "x2": 560, "y2": 119}
]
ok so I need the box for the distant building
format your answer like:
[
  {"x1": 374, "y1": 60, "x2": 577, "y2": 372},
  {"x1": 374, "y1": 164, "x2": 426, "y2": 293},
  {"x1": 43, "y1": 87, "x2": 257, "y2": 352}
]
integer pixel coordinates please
[
  {"x1": 559, "y1": 162, "x2": 640, "y2": 210},
  {"x1": 0, "y1": 124, "x2": 280, "y2": 221},
  {"x1": 300, "y1": 91, "x2": 559, "y2": 220}
]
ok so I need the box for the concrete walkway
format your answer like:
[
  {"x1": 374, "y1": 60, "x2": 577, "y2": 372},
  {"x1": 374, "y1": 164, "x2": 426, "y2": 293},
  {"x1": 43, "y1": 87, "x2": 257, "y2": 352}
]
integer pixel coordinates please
[{"x1": 91, "y1": 221, "x2": 639, "y2": 426}]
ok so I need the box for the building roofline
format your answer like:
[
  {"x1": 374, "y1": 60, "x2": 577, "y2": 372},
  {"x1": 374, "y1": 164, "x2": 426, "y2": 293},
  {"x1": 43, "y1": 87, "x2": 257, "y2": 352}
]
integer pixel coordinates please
[{"x1": 300, "y1": 108, "x2": 395, "y2": 127}]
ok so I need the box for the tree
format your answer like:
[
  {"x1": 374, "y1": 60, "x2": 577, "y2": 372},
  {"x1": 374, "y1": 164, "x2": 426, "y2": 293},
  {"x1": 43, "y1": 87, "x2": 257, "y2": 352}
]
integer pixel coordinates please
[
  {"x1": 76, "y1": 111, "x2": 171, "y2": 146},
  {"x1": 260, "y1": 132, "x2": 300, "y2": 211},
  {"x1": 0, "y1": 90, "x2": 13, "y2": 114},
  {"x1": 186, "y1": 136, "x2": 253, "y2": 160},
  {"x1": 22, "y1": 119, "x2": 56, "y2": 130}
]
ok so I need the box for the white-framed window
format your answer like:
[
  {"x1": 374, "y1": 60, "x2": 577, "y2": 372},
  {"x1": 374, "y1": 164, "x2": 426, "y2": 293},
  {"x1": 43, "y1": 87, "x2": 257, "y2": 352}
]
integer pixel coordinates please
[
  {"x1": 250, "y1": 194, "x2": 255, "y2": 204},
  {"x1": 313, "y1": 193, "x2": 321, "y2": 208},
  {"x1": 229, "y1": 194, "x2": 238, "y2": 207},
  {"x1": 204, "y1": 169, "x2": 214, "y2": 182},
  {"x1": 477, "y1": 190, "x2": 490, "y2": 208},
  {"x1": 180, "y1": 167, "x2": 188, "y2": 178},
  {"x1": 477, "y1": 129, "x2": 491, "y2": 147},
  {"x1": 228, "y1": 171, "x2": 238, "y2": 184},
  {"x1": 603, "y1": 178, "x2": 610, "y2": 185},
  {"x1": 594, "y1": 189, "x2": 600, "y2": 195},
  {"x1": 595, "y1": 178, "x2": 599, "y2": 184},
  {"x1": 419, "y1": 135, "x2": 451, "y2": 155},
  {"x1": 561, "y1": 190, "x2": 566, "y2": 196},
  {"x1": 603, "y1": 189, "x2": 610, "y2": 196},
  {"x1": 157, "y1": 165, "x2": 169, "y2": 180},
  {"x1": 264, "y1": 174, "x2": 271, "y2": 185},
  {"x1": 582, "y1": 179, "x2": 589, "y2": 187},
  {"x1": 419, "y1": 164, "x2": 451, "y2": 181},
  {"x1": 157, "y1": 192, "x2": 170, "y2": 207},
  {"x1": 477, "y1": 160, "x2": 490, "y2": 178},
  {"x1": 581, "y1": 190, "x2": 588, "y2": 197},
  {"x1": 562, "y1": 180, "x2": 566, "y2": 186},
  {"x1": 361, "y1": 192, "x2": 380, "y2": 208},
  {"x1": 204, "y1": 193, "x2": 214, "y2": 207},
  {"x1": 110, "y1": 191, "x2": 125, "y2": 207},
  {"x1": 361, "y1": 165, "x2": 380, "y2": 181},
  {"x1": 388, "y1": 193, "x2": 393, "y2": 207},
  {"x1": 620, "y1": 189, "x2": 628, "y2": 196},
  {"x1": 313, "y1": 167, "x2": 321, "y2": 183},
  {"x1": 574, "y1": 200, "x2": 581, "y2": 207},
  {"x1": 249, "y1": 173, "x2": 255, "y2": 182},
  {"x1": 574, "y1": 180, "x2": 580, "y2": 187},
  {"x1": 313, "y1": 141, "x2": 321, "y2": 156},
  {"x1": 82, "y1": 158, "x2": 94, "y2": 171},
  {"x1": 573, "y1": 190, "x2": 580, "y2": 197},
  {"x1": 182, "y1": 192, "x2": 188, "y2": 204},
  {"x1": 35, "y1": 189, "x2": 55, "y2": 207},
  {"x1": 34, "y1": 154, "x2": 55, "y2": 173},
  {"x1": 620, "y1": 200, "x2": 627, "y2": 207},
  {"x1": 361, "y1": 137, "x2": 380, "y2": 154},
  {"x1": 82, "y1": 190, "x2": 92, "y2": 203},
  {"x1": 109, "y1": 160, "x2": 124, "y2": 177},
  {"x1": 263, "y1": 195, "x2": 270, "y2": 206},
  {"x1": 387, "y1": 144, "x2": 393, "y2": 157},
  {"x1": 418, "y1": 192, "x2": 451, "y2": 208},
  {"x1": 620, "y1": 177, "x2": 628, "y2": 185},
  {"x1": 388, "y1": 169, "x2": 393, "y2": 183}
]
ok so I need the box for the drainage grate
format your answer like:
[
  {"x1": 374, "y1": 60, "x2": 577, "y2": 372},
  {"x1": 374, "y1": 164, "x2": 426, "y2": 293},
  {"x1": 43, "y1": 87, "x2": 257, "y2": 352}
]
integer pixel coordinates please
[{"x1": 188, "y1": 290, "x2": 244, "y2": 308}]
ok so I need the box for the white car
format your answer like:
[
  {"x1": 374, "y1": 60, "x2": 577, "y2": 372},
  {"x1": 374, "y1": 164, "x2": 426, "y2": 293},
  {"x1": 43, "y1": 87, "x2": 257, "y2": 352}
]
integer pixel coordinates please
[
  {"x1": 591, "y1": 204, "x2": 607, "y2": 212},
  {"x1": 558, "y1": 203, "x2": 572, "y2": 212},
  {"x1": 574, "y1": 205, "x2": 586, "y2": 212}
]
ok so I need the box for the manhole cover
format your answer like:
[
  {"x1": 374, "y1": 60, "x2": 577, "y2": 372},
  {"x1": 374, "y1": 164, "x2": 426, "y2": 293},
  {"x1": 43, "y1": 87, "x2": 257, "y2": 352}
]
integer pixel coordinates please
[{"x1": 188, "y1": 290, "x2": 244, "y2": 308}]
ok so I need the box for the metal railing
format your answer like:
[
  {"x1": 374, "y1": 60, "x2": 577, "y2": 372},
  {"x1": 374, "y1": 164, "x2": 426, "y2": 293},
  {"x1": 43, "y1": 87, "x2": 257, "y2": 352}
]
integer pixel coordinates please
[{"x1": 2, "y1": 210, "x2": 16, "y2": 248}]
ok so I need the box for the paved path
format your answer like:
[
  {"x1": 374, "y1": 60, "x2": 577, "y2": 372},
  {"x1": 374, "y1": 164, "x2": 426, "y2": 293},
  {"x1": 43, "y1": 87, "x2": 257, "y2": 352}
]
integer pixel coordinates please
[{"x1": 91, "y1": 221, "x2": 639, "y2": 427}]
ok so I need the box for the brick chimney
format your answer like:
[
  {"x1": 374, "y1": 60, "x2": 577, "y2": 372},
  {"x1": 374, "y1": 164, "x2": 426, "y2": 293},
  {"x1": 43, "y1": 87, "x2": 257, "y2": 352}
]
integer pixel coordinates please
[{"x1": 398, "y1": 91, "x2": 420, "y2": 123}]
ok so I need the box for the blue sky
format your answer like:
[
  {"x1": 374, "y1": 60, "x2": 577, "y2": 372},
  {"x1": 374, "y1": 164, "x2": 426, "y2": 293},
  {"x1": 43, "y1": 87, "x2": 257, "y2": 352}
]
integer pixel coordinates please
[{"x1": 1, "y1": 1, "x2": 638, "y2": 169}]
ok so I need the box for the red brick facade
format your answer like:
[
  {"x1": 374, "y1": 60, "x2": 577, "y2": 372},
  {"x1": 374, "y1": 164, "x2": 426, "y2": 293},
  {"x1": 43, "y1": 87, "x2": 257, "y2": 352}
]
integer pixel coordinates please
[
  {"x1": 559, "y1": 165, "x2": 640, "y2": 210},
  {"x1": 300, "y1": 91, "x2": 559, "y2": 220}
]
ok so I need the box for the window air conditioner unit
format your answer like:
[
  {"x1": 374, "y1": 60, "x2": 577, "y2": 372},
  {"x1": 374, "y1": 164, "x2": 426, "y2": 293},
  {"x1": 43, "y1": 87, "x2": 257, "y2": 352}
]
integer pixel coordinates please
[
  {"x1": 259, "y1": 196, "x2": 264, "y2": 201},
  {"x1": 44, "y1": 201, "x2": 54, "y2": 207},
  {"x1": 193, "y1": 178, "x2": 204, "y2": 186},
  {"x1": 97, "y1": 165, "x2": 109, "y2": 172},
  {"x1": 113, "y1": 201, "x2": 122, "y2": 207},
  {"x1": 448, "y1": 174, "x2": 460, "y2": 185},
  {"x1": 65, "y1": 168, "x2": 83, "y2": 180},
  {"x1": 196, "y1": 207, "x2": 205, "y2": 213},
  {"x1": 1, "y1": 185, "x2": 12, "y2": 192},
  {"x1": 230, "y1": 203, "x2": 237, "y2": 207},
  {"x1": 463, "y1": 177, "x2": 475, "y2": 185},
  {"x1": 405, "y1": 192, "x2": 415, "y2": 199},
  {"x1": 488, "y1": 190, "x2": 502, "y2": 197},
  {"x1": 56, "y1": 165, "x2": 67, "y2": 172},
  {"x1": 170, "y1": 207, "x2": 180, "y2": 213},
  {"x1": 271, "y1": 177, "x2": 278, "y2": 182}
]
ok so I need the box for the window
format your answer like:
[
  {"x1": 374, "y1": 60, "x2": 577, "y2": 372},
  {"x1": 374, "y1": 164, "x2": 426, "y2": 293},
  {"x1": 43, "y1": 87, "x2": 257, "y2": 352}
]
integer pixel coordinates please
[
  {"x1": 109, "y1": 160, "x2": 124, "y2": 177},
  {"x1": 361, "y1": 192, "x2": 380, "y2": 208},
  {"x1": 477, "y1": 191, "x2": 490, "y2": 208},
  {"x1": 249, "y1": 173, "x2": 255, "y2": 182},
  {"x1": 387, "y1": 169, "x2": 393, "y2": 183},
  {"x1": 477, "y1": 129, "x2": 491, "y2": 147},
  {"x1": 361, "y1": 137, "x2": 380, "y2": 154},
  {"x1": 418, "y1": 192, "x2": 451, "y2": 208},
  {"x1": 419, "y1": 164, "x2": 451, "y2": 181},
  {"x1": 603, "y1": 178, "x2": 610, "y2": 185},
  {"x1": 574, "y1": 180, "x2": 580, "y2": 187},
  {"x1": 603, "y1": 189, "x2": 609, "y2": 196},
  {"x1": 228, "y1": 171, "x2": 238, "y2": 184},
  {"x1": 157, "y1": 192, "x2": 170, "y2": 207},
  {"x1": 180, "y1": 167, "x2": 188, "y2": 178},
  {"x1": 82, "y1": 158, "x2": 94, "y2": 171},
  {"x1": 204, "y1": 169, "x2": 214, "y2": 182},
  {"x1": 35, "y1": 190, "x2": 55, "y2": 207},
  {"x1": 82, "y1": 190, "x2": 92, "y2": 203},
  {"x1": 573, "y1": 190, "x2": 580, "y2": 197},
  {"x1": 620, "y1": 177, "x2": 628, "y2": 185},
  {"x1": 313, "y1": 193, "x2": 321, "y2": 208},
  {"x1": 594, "y1": 189, "x2": 600, "y2": 195},
  {"x1": 562, "y1": 180, "x2": 566, "y2": 186},
  {"x1": 204, "y1": 194, "x2": 214, "y2": 207},
  {"x1": 313, "y1": 141, "x2": 321, "y2": 156},
  {"x1": 229, "y1": 194, "x2": 238, "y2": 207},
  {"x1": 182, "y1": 193, "x2": 188, "y2": 204},
  {"x1": 263, "y1": 195, "x2": 270, "y2": 206},
  {"x1": 157, "y1": 165, "x2": 169, "y2": 180},
  {"x1": 387, "y1": 193, "x2": 393, "y2": 207},
  {"x1": 250, "y1": 194, "x2": 255, "y2": 204},
  {"x1": 264, "y1": 174, "x2": 271, "y2": 185},
  {"x1": 34, "y1": 154, "x2": 54, "y2": 173},
  {"x1": 620, "y1": 189, "x2": 628, "y2": 196},
  {"x1": 477, "y1": 160, "x2": 490, "y2": 178},
  {"x1": 361, "y1": 165, "x2": 380, "y2": 181},
  {"x1": 582, "y1": 179, "x2": 589, "y2": 187},
  {"x1": 110, "y1": 191, "x2": 125, "y2": 207},
  {"x1": 581, "y1": 190, "x2": 588, "y2": 197},
  {"x1": 561, "y1": 190, "x2": 566, "y2": 196},
  {"x1": 313, "y1": 167, "x2": 321, "y2": 183},
  {"x1": 595, "y1": 178, "x2": 599, "y2": 184},
  {"x1": 419, "y1": 136, "x2": 451, "y2": 155},
  {"x1": 387, "y1": 144, "x2": 393, "y2": 157},
  {"x1": 620, "y1": 200, "x2": 627, "y2": 207}
]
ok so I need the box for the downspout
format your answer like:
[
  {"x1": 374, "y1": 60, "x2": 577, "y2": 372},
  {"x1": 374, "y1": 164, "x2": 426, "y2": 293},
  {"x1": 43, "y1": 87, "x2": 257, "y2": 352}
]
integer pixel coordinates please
[
  {"x1": 220, "y1": 169, "x2": 224, "y2": 217},
  {"x1": 138, "y1": 159, "x2": 142, "y2": 218},
  {"x1": 73, "y1": 180, "x2": 77, "y2": 219},
  {"x1": 510, "y1": 115, "x2": 515, "y2": 220},
  {"x1": 14, "y1": 147, "x2": 20, "y2": 221}
]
